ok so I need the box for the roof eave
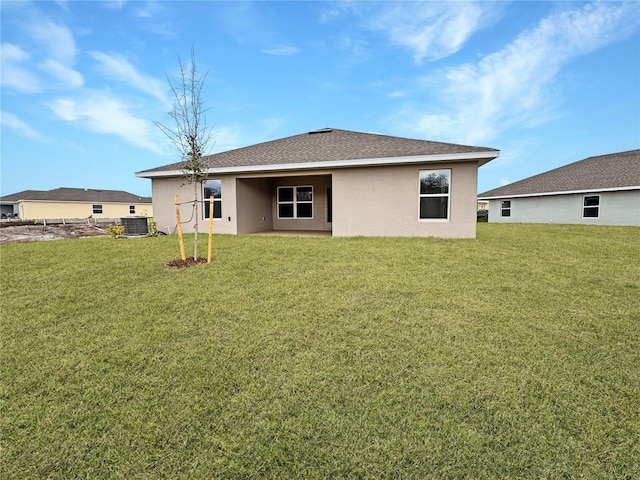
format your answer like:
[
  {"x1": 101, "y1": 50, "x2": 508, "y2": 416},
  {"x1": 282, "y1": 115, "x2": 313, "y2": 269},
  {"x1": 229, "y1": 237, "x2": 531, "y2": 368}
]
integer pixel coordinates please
[
  {"x1": 478, "y1": 185, "x2": 640, "y2": 200},
  {"x1": 136, "y1": 150, "x2": 499, "y2": 179}
]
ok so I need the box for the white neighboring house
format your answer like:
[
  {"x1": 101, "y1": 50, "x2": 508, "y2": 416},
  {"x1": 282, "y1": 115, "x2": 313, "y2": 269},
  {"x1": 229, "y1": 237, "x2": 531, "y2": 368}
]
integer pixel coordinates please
[{"x1": 478, "y1": 149, "x2": 640, "y2": 226}]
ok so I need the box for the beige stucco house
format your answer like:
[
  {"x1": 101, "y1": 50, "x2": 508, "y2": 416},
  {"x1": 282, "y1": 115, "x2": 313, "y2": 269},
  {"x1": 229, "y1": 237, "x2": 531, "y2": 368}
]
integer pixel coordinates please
[
  {"x1": 136, "y1": 128, "x2": 499, "y2": 238},
  {"x1": 0, "y1": 188, "x2": 153, "y2": 221}
]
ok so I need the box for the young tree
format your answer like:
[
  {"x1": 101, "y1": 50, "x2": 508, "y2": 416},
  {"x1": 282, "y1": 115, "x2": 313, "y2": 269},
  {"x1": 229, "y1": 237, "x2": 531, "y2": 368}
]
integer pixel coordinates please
[{"x1": 155, "y1": 47, "x2": 214, "y2": 260}]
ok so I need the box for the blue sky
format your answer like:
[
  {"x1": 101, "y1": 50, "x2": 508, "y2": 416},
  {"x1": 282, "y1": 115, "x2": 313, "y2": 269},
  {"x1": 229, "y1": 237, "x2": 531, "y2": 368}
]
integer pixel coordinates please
[{"x1": 1, "y1": 1, "x2": 639, "y2": 197}]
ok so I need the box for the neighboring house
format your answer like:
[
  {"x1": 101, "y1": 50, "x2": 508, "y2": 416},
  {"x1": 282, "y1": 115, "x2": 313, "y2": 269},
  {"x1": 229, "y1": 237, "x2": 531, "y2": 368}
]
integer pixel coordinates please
[
  {"x1": 136, "y1": 128, "x2": 499, "y2": 238},
  {"x1": 0, "y1": 188, "x2": 153, "y2": 220},
  {"x1": 478, "y1": 149, "x2": 640, "y2": 226}
]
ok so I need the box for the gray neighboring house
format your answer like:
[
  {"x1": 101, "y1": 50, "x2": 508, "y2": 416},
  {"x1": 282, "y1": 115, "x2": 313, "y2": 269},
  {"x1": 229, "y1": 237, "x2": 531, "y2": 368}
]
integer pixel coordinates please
[
  {"x1": 136, "y1": 128, "x2": 500, "y2": 238},
  {"x1": 478, "y1": 149, "x2": 640, "y2": 226}
]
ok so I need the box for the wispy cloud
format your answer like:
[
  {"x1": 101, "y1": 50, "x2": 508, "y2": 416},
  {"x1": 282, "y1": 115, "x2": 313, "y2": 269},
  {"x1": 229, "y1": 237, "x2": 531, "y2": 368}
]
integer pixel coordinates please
[
  {"x1": 0, "y1": 111, "x2": 48, "y2": 142},
  {"x1": 40, "y1": 59, "x2": 84, "y2": 89},
  {"x1": 25, "y1": 20, "x2": 78, "y2": 65},
  {"x1": 261, "y1": 45, "x2": 300, "y2": 56},
  {"x1": 0, "y1": 43, "x2": 42, "y2": 93},
  {"x1": 368, "y1": 2, "x2": 501, "y2": 63},
  {"x1": 88, "y1": 51, "x2": 168, "y2": 104},
  {"x1": 47, "y1": 92, "x2": 164, "y2": 154},
  {"x1": 397, "y1": 2, "x2": 640, "y2": 144}
]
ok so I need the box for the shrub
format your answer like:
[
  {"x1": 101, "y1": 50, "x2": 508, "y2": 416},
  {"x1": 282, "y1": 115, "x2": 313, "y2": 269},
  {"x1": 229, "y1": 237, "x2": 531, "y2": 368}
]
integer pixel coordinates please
[
  {"x1": 147, "y1": 219, "x2": 158, "y2": 237},
  {"x1": 107, "y1": 225, "x2": 125, "y2": 239}
]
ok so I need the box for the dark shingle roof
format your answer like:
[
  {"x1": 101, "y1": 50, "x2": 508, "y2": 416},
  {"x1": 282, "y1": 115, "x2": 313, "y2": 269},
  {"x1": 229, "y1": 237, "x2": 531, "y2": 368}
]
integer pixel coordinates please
[
  {"x1": 479, "y1": 149, "x2": 640, "y2": 198},
  {"x1": 0, "y1": 188, "x2": 151, "y2": 203},
  {"x1": 137, "y1": 128, "x2": 499, "y2": 175},
  {"x1": 0, "y1": 190, "x2": 46, "y2": 202}
]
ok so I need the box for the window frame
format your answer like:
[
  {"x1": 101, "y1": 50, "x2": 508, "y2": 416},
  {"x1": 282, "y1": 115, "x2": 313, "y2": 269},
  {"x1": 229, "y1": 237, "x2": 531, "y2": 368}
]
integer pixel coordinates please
[
  {"x1": 501, "y1": 200, "x2": 511, "y2": 217},
  {"x1": 202, "y1": 179, "x2": 223, "y2": 220},
  {"x1": 129, "y1": 205, "x2": 136, "y2": 214},
  {"x1": 582, "y1": 194, "x2": 600, "y2": 218},
  {"x1": 277, "y1": 185, "x2": 314, "y2": 219},
  {"x1": 418, "y1": 169, "x2": 451, "y2": 221},
  {"x1": 92, "y1": 204, "x2": 103, "y2": 214}
]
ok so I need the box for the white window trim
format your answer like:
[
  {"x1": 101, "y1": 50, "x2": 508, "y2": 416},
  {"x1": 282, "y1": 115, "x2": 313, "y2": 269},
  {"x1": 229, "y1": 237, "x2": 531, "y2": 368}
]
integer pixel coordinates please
[
  {"x1": 582, "y1": 194, "x2": 600, "y2": 219},
  {"x1": 501, "y1": 199, "x2": 512, "y2": 217},
  {"x1": 277, "y1": 185, "x2": 314, "y2": 220},
  {"x1": 202, "y1": 179, "x2": 223, "y2": 220},
  {"x1": 418, "y1": 169, "x2": 451, "y2": 222}
]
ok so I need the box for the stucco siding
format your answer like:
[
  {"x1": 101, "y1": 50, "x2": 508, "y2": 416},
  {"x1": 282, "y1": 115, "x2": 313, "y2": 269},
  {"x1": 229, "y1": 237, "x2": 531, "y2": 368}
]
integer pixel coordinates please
[
  {"x1": 487, "y1": 190, "x2": 640, "y2": 226},
  {"x1": 332, "y1": 162, "x2": 478, "y2": 238},
  {"x1": 19, "y1": 201, "x2": 152, "y2": 220},
  {"x1": 151, "y1": 177, "x2": 237, "y2": 235}
]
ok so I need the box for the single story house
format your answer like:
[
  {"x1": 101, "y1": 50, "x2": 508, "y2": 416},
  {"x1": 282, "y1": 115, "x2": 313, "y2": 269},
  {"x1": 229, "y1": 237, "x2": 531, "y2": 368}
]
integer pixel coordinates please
[
  {"x1": 478, "y1": 149, "x2": 640, "y2": 226},
  {"x1": 0, "y1": 188, "x2": 153, "y2": 221},
  {"x1": 136, "y1": 128, "x2": 499, "y2": 238}
]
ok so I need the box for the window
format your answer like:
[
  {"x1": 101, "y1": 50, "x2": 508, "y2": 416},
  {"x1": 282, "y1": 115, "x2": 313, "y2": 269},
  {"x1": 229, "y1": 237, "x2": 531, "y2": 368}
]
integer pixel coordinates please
[
  {"x1": 501, "y1": 200, "x2": 511, "y2": 217},
  {"x1": 419, "y1": 169, "x2": 450, "y2": 220},
  {"x1": 129, "y1": 205, "x2": 135, "y2": 214},
  {"x1": 92, "y1": 205, "x2": 102, "y2": 214},
  {"x1": 203, "y1": 179, "x2": 222, "y2": 219},
  {"x1": 278, "y1": 186, "x2": 313, "y2": 219},
  {"x1": 583, "y1": 195, "x2": 600, "y2": 218}
]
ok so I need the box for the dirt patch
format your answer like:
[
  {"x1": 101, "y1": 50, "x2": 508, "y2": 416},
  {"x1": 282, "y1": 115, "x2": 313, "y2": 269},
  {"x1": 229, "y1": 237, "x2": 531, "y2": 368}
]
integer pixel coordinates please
[
  {"x1": 0, "y1": 224, "x2": 110, "y2": 244},
  {"x1": 165, "y1": 257, "x2": 208, "y2": 268}
]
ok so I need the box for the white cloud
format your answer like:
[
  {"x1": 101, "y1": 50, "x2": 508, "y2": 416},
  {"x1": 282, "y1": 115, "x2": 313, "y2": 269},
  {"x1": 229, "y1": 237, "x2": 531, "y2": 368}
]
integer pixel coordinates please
[
  {"x1": 47, "y1": 92, "x2": 164, "y2": 154},
  {"x1": 26, "y1": 20, "x2": 78, "y2": 65},
  {"x1": 0, "y1": 43, "x2": 41, "y2": 93},
  {"x1": 88, "y1": 51, "x2": 168, "y2": 104},
  {"x1": 0, "y1": 111, "x2": 48, "y2": 142},
  {"x1": 40, "y1": 59, "x2": 84, "y2": 89},
  {"x1": 400, "y1": 2, "x2": 640, "y2": 144},
  {"x1": 261, "y1": 45, "x2": 301, "y2": 56},
  {"x1": 368, "y1": 2, "x2": 500, "y2": 63}
]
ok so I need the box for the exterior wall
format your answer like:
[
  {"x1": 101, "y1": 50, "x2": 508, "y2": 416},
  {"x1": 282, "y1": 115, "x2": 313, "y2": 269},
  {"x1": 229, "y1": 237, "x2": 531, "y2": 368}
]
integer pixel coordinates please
[
  {"x1": 332, "y1": 162, "x2": 478, "y2": 238},
  {"x1": 148, "y1": 161, "x2": 480, "y2": 238},
  {"x1": 236, "y1": 177, "x2": 274, "y2": 234},
  {"x1": 271, "y1": 175, "x2": 332, "y2": 232},
  {"x1": 18, "y1": 201, "x2": 152, "y2": 220},
  {"x1": 487, "y1": 190, "x2": 640, "y2": 226},
  {"x1": 150, "y1": 176, "x2": 238, "y2": 235}
]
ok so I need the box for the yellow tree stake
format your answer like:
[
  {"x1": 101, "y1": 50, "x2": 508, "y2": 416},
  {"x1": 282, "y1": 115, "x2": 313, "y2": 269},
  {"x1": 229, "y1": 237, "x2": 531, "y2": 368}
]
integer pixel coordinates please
[
  {"x1": 174, "y1": 194, "x2": 186, "y2": 261},
  {"x1": 207, "y1": 195, "x2": 214, "y2": 263}
]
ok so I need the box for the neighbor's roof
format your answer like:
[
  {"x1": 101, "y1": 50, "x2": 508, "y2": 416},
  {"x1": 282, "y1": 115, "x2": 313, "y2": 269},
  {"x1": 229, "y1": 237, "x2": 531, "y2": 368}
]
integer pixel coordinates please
[
  {"x1": 0, "y1": 188, "x2": 152, "y2": 203},
  {"x1": 136, "y1": 128, "x2": 499, "y2": 177},
  {"x1": 479, "y1": 149, "x2": 640, "y2": 199}
]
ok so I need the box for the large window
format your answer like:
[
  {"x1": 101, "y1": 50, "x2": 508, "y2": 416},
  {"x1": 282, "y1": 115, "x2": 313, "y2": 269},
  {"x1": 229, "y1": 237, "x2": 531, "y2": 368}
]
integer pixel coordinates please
[
  {"x1": 501, "y1": 200, "x2": 511, "y2": 217},
  {"x1": 419, "y1": 169, "x2": 450, "y2": 220},
  {"x1": 583, "y1": 195, "x2": 600, "y2": 218},
  {"x1": 203, "y1": 179, "x2": 222, "y2": 219},
  {"x1": 278, "y1": 186, "x2": 313, "y2": 219}
]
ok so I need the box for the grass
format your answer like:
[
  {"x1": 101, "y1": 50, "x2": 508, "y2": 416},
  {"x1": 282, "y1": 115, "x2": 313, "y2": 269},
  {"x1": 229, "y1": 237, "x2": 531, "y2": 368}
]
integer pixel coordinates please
[{"x1": 1, "y1": 224, "x2": 639, "y2": 479}]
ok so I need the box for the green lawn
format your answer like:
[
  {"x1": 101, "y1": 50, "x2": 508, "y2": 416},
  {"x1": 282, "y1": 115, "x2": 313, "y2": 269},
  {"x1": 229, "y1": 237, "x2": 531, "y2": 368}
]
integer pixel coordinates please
[{"x1": 1, "y1": 224, "x2": 639, "y2": 479}]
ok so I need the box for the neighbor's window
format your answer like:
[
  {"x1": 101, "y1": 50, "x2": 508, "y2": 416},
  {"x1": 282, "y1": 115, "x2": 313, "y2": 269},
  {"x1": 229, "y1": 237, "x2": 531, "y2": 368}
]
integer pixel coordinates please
[
  {"x1": 203, "y1": 179, "x2": 222, "y2": 219},
  {"x1": 92, "y1": 204, "x2": 103, "y2": 214},
  {"x1": 278, "y1": 186, "x2": 313, "y2": 219},
  {"x1": 583, "y1": 195, "x2": 600, "y2": 218},
  {"x1": 129, "y1": 205, "x2": 135, "y2": 214},
  {"x1": 419, "y1": 169, "x2": 450, "y2": 220},
  {"x1": 501, "y1": 200, "x2": 511, "y2": 217}
]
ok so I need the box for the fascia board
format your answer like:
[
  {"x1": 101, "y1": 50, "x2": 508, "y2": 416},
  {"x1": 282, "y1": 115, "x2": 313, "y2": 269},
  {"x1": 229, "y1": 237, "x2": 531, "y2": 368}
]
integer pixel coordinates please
[
  {"x1": 478, "y1": 185, "x2": 640, "y2": 200},
  {"x1": 136, "y1": 150, "x2": 499, "y2": 179}
]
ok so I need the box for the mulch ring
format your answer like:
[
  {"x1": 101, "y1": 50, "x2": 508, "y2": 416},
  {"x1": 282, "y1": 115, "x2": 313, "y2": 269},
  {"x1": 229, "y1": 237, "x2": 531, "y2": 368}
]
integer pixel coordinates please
[{"x1": 165, "y1": 257, "x2": 208, "y2": 268}]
